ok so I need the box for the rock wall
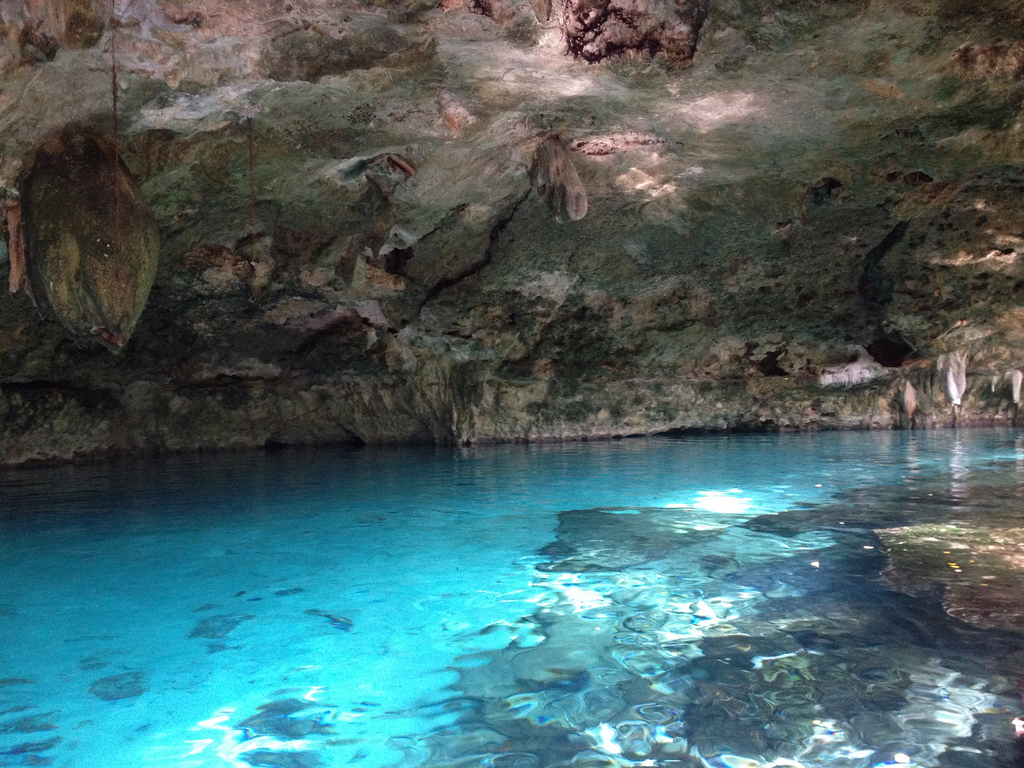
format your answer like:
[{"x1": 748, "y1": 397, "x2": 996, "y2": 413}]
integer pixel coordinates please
[{"x1": 2, "y1": 0, "x2": 1024, "y2": 462}]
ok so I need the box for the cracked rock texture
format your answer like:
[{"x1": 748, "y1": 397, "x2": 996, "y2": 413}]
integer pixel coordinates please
[{"x1": 3, "y1": 0, "x2": 1024, "y2": 462}]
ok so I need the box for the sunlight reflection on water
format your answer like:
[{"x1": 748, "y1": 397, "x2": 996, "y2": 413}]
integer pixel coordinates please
[{"x1": 1, "y1": 431, "x2": 1023, "y2": 766}]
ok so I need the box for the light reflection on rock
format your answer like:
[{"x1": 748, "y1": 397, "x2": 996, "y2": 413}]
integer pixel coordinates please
[
  {"x1": 411, "y1": 492, "x2": 1023, "y2": 768},
  {"x1": 878, "y1": 522, "x2": 1024, "y2": 632}
]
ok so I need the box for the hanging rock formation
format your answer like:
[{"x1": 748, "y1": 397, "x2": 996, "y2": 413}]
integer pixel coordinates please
[
  {"x1": 939, "y1": 350, "x2": 968, "y2": 417},
  {"x1": 2, "y1": 199, "x2": 24, "y2": 294},
  {"x1": 1009, "y1": 370, "x2": 1023, "y2": 406},
  {"x1": 530, "y1": 135, "x2": 588, "y2": 223},
  {"x1": 900, "y1": 379, "x2": 917, "y2": 430},
  {"x1": 20, "y1": 129, "x2": 159, "y2": 349}
]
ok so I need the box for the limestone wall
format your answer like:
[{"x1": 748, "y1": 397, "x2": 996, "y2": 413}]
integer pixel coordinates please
[{"x1": 3, "y1": 0, "x2": 1024, "y2": 462}]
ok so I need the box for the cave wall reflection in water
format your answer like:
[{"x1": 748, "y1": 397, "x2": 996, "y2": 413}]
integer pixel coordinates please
[{"x1": 2, "y1": 431, "x2": 1024, "y2": 767}]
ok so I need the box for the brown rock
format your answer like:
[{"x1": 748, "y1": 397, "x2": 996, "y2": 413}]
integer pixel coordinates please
[
  {"x1": 260, "y1": 15, "x2": 432, "y2": 82},
  {"x1": 530, "y1": 135, "x2": 588, "y2": 223},
  {"x1": 559, "y1": 0, "x2": 709, "y2": 63},
  {"x1": 20, "y1": 129, "x2": 159, "y2": 349},
  {"x1": 24, "y1": 0, "x2": 105, "y2": 50},
  {"x1": 2, "y1": 199, "x2": 24, "y2": 294}
]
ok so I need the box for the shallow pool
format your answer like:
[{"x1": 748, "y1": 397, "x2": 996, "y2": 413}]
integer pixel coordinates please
[{"x1": 2, "y1": 430, "x2": 1024, "y2": 767}]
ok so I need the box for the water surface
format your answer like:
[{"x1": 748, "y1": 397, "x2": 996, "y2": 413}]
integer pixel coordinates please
[{"x1": 1, "y1": 430, "x2": 1023, "y2": 767}]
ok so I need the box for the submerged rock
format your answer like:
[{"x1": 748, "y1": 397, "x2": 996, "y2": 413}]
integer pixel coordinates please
[
  {"x1": 20, "y1": 129, "x2": 159, "y2": 349},
  {"x1": 537, "y1": 506, "x2": 715, "y2": 571},
  {"x1": 239, "y1": 748, "x2": 323, "y2": 768},
  {"x1": 88, "y1": 671, "x2": 147, "y2": 701},
  {"x1": 878, "y1": 523, "x2": 1024, "y2": 632},
  {"x1": 187, "y1": 613, "x2": 255, "y2": 639},
  {"x1": 2, "y1": 735, "x2": 62, "y2": 755},
  {"x1": 238, "y1": 698, "x2": 333, "y2": 740},
  {"x1": 443, "y1": 507, "x2": 1013, "y2": 767}
]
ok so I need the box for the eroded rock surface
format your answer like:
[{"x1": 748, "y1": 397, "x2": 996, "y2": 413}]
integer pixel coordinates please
[
  {"x1": 2, "y1": 1, "x2": 1024, "y2": 461},
  {"x1": 560, "y1": 0, "x2": 709, "y2": 63}
]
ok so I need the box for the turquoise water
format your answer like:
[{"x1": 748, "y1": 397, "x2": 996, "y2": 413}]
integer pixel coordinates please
[{"x1": 1, "y1": 431, "x2": 1023, "y2": 767}]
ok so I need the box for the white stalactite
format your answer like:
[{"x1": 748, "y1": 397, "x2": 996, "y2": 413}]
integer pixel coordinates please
[
  {"x1": 939, "y1": 350, "x2": 968, "y2": 409},
  {"x1": 1010, "y1": 369, "x2": 1023, "y2": 405},
  {"x1": 901, "y1": 379, "x2": 917, "y2": 423}
]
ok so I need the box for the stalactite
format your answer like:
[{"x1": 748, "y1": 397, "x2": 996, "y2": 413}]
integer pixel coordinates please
[
  {"x1": 938, "y1": 351, "x2": 968, "y2": 425},
  {"x1": 2, "y1": 198, "x2": 25, "y2": 294},
  {"x1": 438, "y1": 89, "x2": 474, "y2": 135},
  {"x1": 1009, "y1": 370, "x2": 1022, "y2": 405},
  {"x1": 901, "y1": 379, "x2": 917, "y2": 430},
  {"x1": 1008, "y1": 369, "x2": 1023, "y2": 425},
  {"x1": 530, "y1": 135, "x2": 588, "y2": 223}
]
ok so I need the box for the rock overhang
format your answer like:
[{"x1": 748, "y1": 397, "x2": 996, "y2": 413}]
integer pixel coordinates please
[{"x1": 2, "y1": 1, "x2": 1024, "y2": 460}]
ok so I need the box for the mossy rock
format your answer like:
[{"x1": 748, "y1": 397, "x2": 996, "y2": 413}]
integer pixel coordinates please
[{"x1": 21, "y1": 130, "x2": 159, "y2": 349}]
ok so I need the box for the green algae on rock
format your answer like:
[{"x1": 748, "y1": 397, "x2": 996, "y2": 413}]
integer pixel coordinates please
[{"x1": 20, "y1": 129, "x2": 159, "y2": 350}]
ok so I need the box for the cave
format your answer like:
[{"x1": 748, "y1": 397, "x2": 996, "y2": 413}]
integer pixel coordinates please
[
  {"x1": 0, "y1": 0, "x2": 1023, "y2": 459},
  {"x1": 2, "y1": 3, "x2": 1024, "y2": 766}
]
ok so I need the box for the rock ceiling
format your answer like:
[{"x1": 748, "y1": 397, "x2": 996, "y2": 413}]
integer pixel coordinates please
[{"x1": 2, "y1": 0, "x2": 1024, "y2": 462}]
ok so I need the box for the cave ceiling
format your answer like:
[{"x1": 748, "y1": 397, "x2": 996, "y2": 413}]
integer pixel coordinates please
[{"x1": 1, "y1": 0, "x2": 1024, "y2": 461}]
